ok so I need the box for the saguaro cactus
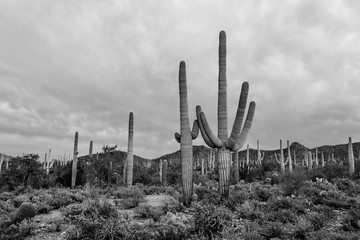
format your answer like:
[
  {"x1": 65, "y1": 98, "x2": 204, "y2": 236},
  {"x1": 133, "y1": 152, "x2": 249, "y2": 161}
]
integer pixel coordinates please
[
  {"x1": 177, "y1": 61, "x2": 194, "y2": 206},
  {"x1": 71, "y1": 132, "x2": 78, "y2": 189},
  {"x1": 287, "y1": 140, "x2": 293, "y2": 173},
  {"x1": 348, "y1": 137, "x2": 355, "y2": 176},
  {"x1": 126, "y1": 112, "x2": 134, "y2": 187},
  {"x1": 275, "y1": 140, "x2": 287, "y2": 175},
  {"x1": 89, "y1": 141, "x2": 93, "y2": 158},
  {"x1": 162, "y1": 159, "x2": 168, "y2": 186},
  {"x1": 256, "y1": 140, "x2": 264, "y2": 166},
  {"x1": 0, "y1": 153, "x2": 3, "y2": 172},
  {"x1": 233, "y1": 151, "x2": 239, "y2": 183},
  {"x1": 159, "y1": 159, "x2": 163, "y2": 183},
  {"x1": 108, "y1": 161, "x2": 113, "y2": 185},
  {"x1": 196, "y1": 31, "x2": 256, "y2": 198}
]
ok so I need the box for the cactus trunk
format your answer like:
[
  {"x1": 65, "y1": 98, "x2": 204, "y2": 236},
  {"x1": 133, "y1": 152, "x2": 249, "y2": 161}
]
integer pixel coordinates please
[
  {"x1": 348, "y1": 137, "x2": 355, "y2": 176},
  {"x1": 108, "y1": 161, "x2": 113, "y2": 186},
  {"x1": 71, "y1": 132, "x2": 78, "y2": 189},
  {"x1": 159, "y1": 159, "x2": 163, "y2": 183},
  {"x1": 0, "y1": 153, "x2": 3, "y2": 172},
  {"x1": 162, "y1": 160, "x2": 167, "y2": 186},
  {"x1": 287, "y1": 140, "x2": 293, "y2": 173},
  {"x1": 218, "y1": 146, "x2": 230, "y2": 198},
  {"x1": 126, "y1": 112, "x2": 134, "y2": 187},
  {"x1": 89, "y1": 140, "x2": 93, "y2": 158},
  {"x1": 178, "y1": 61, "x2": 193, "y2": 207},
  {"x1": 234, "y1": 151, "x2": 239, "y2": 183}
]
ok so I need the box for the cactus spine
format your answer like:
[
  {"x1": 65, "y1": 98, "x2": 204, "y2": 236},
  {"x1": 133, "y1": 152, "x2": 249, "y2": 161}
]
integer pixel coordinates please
[
  {"x1": 71, "y1": 132, "x2": 78, "y2": 189},
  {"x1": 177, "y1": 61, "x2": 194, "y2": 207},
  {"x1": 89, "y1": 140, "x2": 93, "y2": 158},
  {"x1": 126, "y1": 112, "x2": 134, "y2": 187},
  {"x1": 196, "y1": 31, "x2": 256, "y2": 198},
  {"x1": 348, "y1": 137, "x2": 355, "y2": 175}
]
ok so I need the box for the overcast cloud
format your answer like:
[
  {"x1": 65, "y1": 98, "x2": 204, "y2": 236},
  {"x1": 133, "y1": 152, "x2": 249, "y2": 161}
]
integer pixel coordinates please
[{"x1": 1, "y1": 0, "x2": 360, "y2": 160}]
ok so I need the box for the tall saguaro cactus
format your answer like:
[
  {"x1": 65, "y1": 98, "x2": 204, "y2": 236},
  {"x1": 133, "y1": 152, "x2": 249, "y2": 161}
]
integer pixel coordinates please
[
  {"x1": 348, "y1": 137, "x2": 355, "y2": 176},
  {"x1": 196, "y1": 31, "x2": 256, "y2": 198},
  {"x1": 71, "y1": 132, "x2": 78, "y2": 189},
  {"x1": 126, "y1": 112, "x2": 134, "y2": 187},
  {"x1": 177, "y1": 61, "x2": 194, "y2": 206}
]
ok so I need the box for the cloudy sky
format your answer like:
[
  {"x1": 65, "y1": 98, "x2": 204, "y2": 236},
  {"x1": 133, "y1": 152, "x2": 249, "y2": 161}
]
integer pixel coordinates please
[{"x1": 1, "y1": 0, "x2": 360, "y2": 160}]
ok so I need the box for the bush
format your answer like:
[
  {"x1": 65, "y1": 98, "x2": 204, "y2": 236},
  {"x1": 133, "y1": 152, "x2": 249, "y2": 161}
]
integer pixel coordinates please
[
  {"x1": 136, "y1": 205, "x2": 165, "y2": 222},
  {"x1": 192, "y1": 202, "x2": 233, "y2": 239}
]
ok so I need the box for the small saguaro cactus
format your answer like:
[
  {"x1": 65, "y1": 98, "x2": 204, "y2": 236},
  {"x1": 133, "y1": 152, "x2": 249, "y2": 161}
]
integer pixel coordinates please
[
  {"x1": 308, "y1": 151, "x2": 313, "y2": 171},
  {"x1": 176, "y1": 61, "x2": 195, "y2": 207},
  {"x1": 108, "y1": 161, "x2": 113, "y2": 185},
  {"x1": 287, "y1": 140, "x2": 293, "y2": 173},
  {"x1": 348, "y1": 137, "x2": 355, "y2": 176},
  {"x1": 126, "y1": 112, "x2": 134, "y2": 187},
  {"x1": 89, "y1": 140, "x2": 93, "y2": 158},
  {"x1": 196, "y1": 31, "x2": 256, "y2": 198},
  {"x1": 162, "y1": 159, "x2": 168, "y2": 186},
  {"x1": 256, "y1": 140, "x2": 264, "y2": 166},
  {"x1": 315, "y1": 147, "x2": 319, "y2": 167},
  {"x1": 159, "y1": 159, "x2": 163, "y2": 183},
  {"x1": 43, "y1": 153, "x2": 47, "y2": 170},
  {"x1": 0, "y1": 153, "x2": 4, "y2": 172},
  {"x1": 71, "y1": 131, "x2": 78, "y2": 189},
  {"x1": 321, "y1": 152, "x2": 325, "y2": 167}
]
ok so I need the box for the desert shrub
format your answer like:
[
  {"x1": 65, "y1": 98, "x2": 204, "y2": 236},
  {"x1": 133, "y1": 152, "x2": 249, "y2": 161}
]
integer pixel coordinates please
[
  {"x1": 306, "y1": 212, "x2": 327, "y2": 231},
  {"x1": 0, "y1": 219, "x2": 35, "y2": 240},
  {"x1": 136, "y1": 205, "x2": 165, "y2": 222},
  {"x1": 0, "y1": 192, "x2": 14, "y2": 201},
  {"x1": 121, "y1": 197, "x2": 143, "y2": 209},
  {"x1": 142, "y1": 185, "x2": 166, "y2": 195},
  {"x1": 291, "y1": 217, "x2": 312, "y2": 239},
  {"x1": 321, "y1": 162, "x2": 349, "y2": 181},
  {"x1": 0, "y1": 154, "x2": 42, "y2": 191},
  {"x1": 224, "y1": 189, "x2": 248, "y2": 210},
  {"x1": 342, "y1": 208, "x2": 360, "y2": 231},
  {"x1": 14, "y1": 202, "x2": 36, "y2": 223},
  {"x1": 267, "y1": 209, "x2": 298, "y2": 224},
  {"x1": 12, "y1": 195, "x2": 30, "y2": 208},
  {"x1": 281, "y1": 170, "x2": 307, "y2": 196},
  {"x1": 194, "y1": 185, "x2": 219, "y2": 203},
  {"x1": 192, "y1": 202, "x2": 233, "y2": 239},
  {"x1": 253, "y1": 186, "x2": 271, "y2": 202},
  {"x1": 334, "y1": 178, "x2": 360, "y2": 196},
  {"x1": 113, "y1": 186, "x2": 145, "y2": 200},
  {"x1": 307, "y1": 230, "x2": 360, "y2": 240},
  {"x1": 259, "y1": 221, "x2": 284, "y2": 239}
]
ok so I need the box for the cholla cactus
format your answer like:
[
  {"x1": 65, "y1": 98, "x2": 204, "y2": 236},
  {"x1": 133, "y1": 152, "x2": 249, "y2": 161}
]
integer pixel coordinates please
[
  {"x1": 71, "y1": 132, "x2": 78, "y2": 189},
  {"x1": 348, "y1": 137, "x2": 355, "y2": 175},
  {"x1": 126, "y1": 112, "x2": 134, "y2": 187},
  {"x1": 196, "y1": 31, "x2": 256, "y2": 198}
]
